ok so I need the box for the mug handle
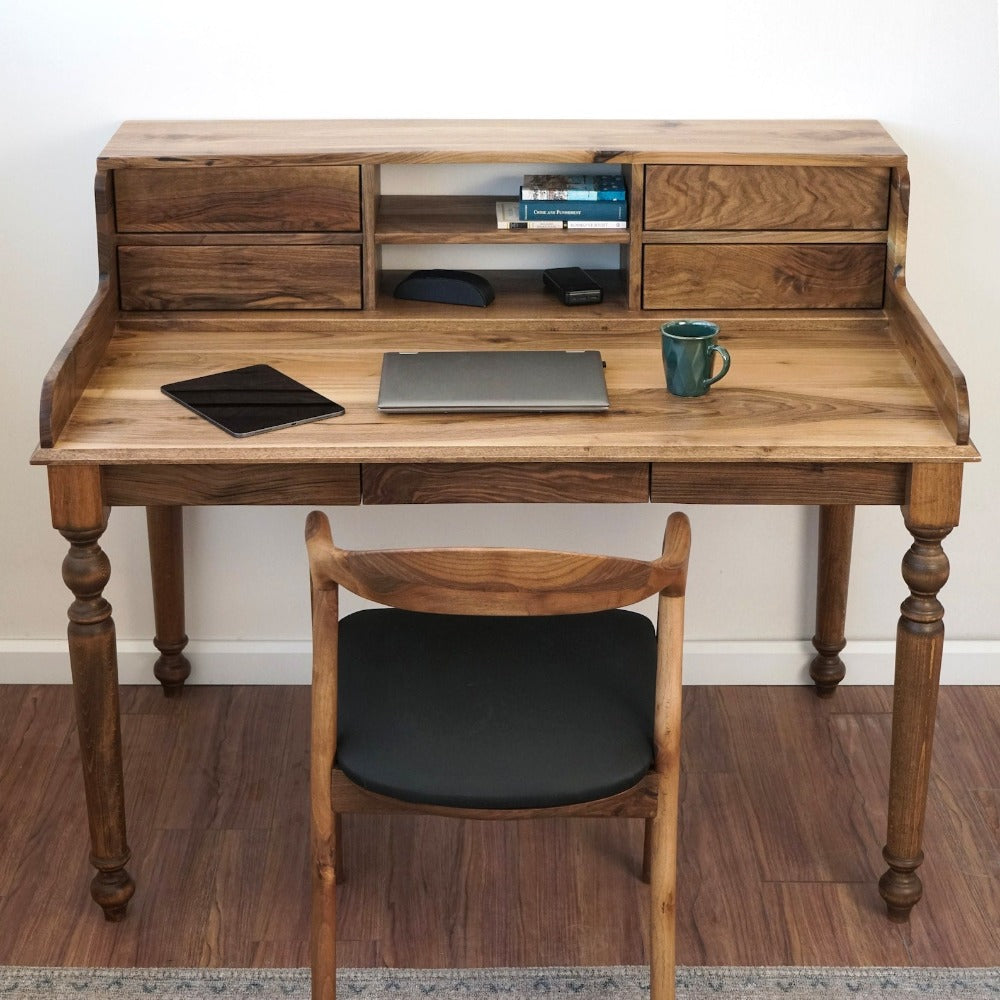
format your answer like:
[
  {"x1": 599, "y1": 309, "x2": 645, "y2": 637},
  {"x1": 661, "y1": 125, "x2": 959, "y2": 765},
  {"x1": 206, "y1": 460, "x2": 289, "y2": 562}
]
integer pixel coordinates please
[{"x1": 704, "y1": 344, "x2": 731, "y2": 387}]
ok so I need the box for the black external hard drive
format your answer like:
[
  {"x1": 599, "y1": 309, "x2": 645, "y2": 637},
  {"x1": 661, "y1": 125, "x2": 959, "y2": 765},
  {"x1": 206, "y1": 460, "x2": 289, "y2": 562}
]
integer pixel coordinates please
[{"x1": 542, "y1": 267, "x2": 603, "y2": 306}]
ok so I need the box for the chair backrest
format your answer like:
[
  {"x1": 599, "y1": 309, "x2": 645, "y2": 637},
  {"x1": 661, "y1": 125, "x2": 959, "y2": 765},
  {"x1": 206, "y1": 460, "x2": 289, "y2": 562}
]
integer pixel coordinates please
[{"x1": 305, "y1": 510, "x2": 690, "y2": 616}]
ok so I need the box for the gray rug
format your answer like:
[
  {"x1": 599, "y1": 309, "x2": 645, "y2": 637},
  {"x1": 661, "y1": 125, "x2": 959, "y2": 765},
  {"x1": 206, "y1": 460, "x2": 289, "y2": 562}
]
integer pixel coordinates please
[{"x1": 0, "y1": 966, "x2": 998, "y2": 998}]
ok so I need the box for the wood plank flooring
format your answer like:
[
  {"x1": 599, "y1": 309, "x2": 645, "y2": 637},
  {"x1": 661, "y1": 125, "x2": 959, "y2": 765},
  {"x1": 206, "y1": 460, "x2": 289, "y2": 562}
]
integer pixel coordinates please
[{"x1": 1, "y1": 683, "x2": 998, "y2": 968}]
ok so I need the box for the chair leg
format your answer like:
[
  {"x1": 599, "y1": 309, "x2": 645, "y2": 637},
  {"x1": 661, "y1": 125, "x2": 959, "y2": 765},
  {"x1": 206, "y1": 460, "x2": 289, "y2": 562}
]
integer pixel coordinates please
[
  {"x1": 335, "y1": 813, "x2": 345, "y2": 884},
  {"x1": 648, "y1": 786, "x2": 679, "y2": 1000},
  {"x1": 642, "y1": 818, "x2": 653, "y2": 883},
  {"x1": 311, "y1": 814, "x2": 338, "y2": 1000}
]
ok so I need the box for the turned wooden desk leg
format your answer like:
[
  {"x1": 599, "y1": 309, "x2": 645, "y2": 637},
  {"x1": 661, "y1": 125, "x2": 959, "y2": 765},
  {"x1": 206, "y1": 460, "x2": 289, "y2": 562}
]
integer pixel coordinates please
[
  {"x1": 879, "y1": 464, "x2": 961, "y2": 922},
  {"x1": 49, "y1": 467, "x2": 135, "y2": 920},
  {"x1": 146, "y1": 505, "x2": 190, "y2": 696},
  {"x1": 810, "y1": 504, "x2": 855, "y2": 696}
]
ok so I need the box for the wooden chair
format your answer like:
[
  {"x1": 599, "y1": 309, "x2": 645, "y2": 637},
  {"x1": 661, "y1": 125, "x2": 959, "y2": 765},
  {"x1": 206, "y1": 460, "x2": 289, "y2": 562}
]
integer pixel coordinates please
[{"x1": 305, "y1": 510, "x2": 691, "y2": 1000}]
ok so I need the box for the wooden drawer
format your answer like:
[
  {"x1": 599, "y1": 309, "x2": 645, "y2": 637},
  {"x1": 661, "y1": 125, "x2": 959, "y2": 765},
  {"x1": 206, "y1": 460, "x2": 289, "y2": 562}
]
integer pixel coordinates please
[
  {"x1": 103, "y1": 464, "x2": 362, "y2": 505},
  {"x1": 650, "y1": 463, "x2": 908, "y2": 505},
  {"x1": 363, "y1": 463, "x2": 649, "y2": 504},
  {"x1": 643, "y1": 244, "x2": 885, "y2": 310},
  {"x1": 644, "y1": 165, "x2": 890, "y2": 231},
  {"x1": 118, "y1": 245, "x2": 362, "y2": 310},
  {"x1": 115, "y1": 166, "x2": 361, "y2": 232}
]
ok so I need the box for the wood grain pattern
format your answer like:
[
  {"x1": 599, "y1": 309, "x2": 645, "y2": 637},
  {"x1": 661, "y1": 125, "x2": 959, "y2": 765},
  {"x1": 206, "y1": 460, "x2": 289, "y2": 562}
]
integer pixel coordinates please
[
  {"x1": 102, "y1": 461, "x2": 906, "y2": 508},
  {"x1": 363, "y1": 462, "x2": 648, "y2": 504},
  {"x1": 328, "y1": 770, "x2": 661, "y2": 819},
  {"x1": 114, "y1": 166, "x2": 361, "y2": 232},
  {"x1": 360, "y1": 164, "x2": 381, "y2": 310},
  {"x1": 642, "y1": 244, "x2": 886, "y2": 309},
  {"x1": 625, "y1": 162, "x2": 644, "y2": 309},
  {"x1": 644, "y1": 165, "x2": 890, "y2": 231},
  {"x1": 38, "y1": 283, "x2": 117, "y2": 448},
  {"x1": 722, "y1": 686, "x2": 879, "y2": 884},
  {"x1": 145, "y1": 505, "x2": 190, "y2": 693},
  {"x1": 904, "y1": 461, "x2": 964, "y2": 530},
  {"x1": 109, "y1": 233, "x2": 364, "y2": 247},
  {"x1": 809, "y1": 505, "x2": 855, "y2": 695},
  {"x1": 650, "y1": 462, "x2": 906, "y2": 504},
  {"x1": 310, "y1": 582, "x2": 339, "y2": 1000},
  {"x1": 641, "y1": 229, "x2": 889, "y2": 245},
  {"x1": 118, "y1": 245, "x2": 362, "y2": 310},
  {"x1": 51, "y1": 465, "x2": 133, "y2": 921},
  {"x1": 376, "y1": 196, "x2": 630, "y2": 244},
  {"x1": 97, "y1": 120, "x2": 906, "y2": 168},
  {"x1": 103, "y1": 464, "x2": 362, "y2": 506},
  {"x1": 47, "y1": 464, "x2": 106, "y2": 532},
  {"x1": 3, "y1": 685, "x2": 998, "y2": 968},
  {"x1": 879, "y1": 464, "x2": 963, "y2": 920},
  {"x1": 887, "y1": 282, "x2": 971, "y2": 445},
  {"x1": 887, "y1": 167, "x2": 909, "y2": 282},
  {"x1": 306, "y1": 508, "x2": 689, "y2": 615},
  {"x1": 33, "y1": 321, "x2": 973, "y2": 467}
]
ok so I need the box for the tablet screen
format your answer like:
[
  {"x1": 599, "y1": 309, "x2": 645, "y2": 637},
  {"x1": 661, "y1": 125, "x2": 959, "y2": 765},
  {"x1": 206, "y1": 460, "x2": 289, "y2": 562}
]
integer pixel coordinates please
[{"x1": 161, "y1": 364, "x2": 344, "y2": 437}]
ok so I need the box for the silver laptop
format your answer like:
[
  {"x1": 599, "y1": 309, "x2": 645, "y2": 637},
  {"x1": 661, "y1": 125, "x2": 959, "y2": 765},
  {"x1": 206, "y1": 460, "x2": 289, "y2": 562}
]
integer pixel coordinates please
[{"x1": 377, "y1": 350, "x2": 610, "y2": 413}]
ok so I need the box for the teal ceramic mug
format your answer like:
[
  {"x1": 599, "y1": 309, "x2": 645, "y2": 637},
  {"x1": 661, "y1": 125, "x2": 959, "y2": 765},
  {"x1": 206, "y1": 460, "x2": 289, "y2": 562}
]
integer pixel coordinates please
[{"x1": 660, "y1": 320, "x2": 731, "y2": 397}]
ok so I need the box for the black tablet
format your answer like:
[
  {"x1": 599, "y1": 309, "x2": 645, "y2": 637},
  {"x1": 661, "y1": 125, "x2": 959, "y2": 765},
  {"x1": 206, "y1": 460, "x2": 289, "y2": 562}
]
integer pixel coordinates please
[{"x1": 161, "y1": 364, "x2": 345, "y2": 437}]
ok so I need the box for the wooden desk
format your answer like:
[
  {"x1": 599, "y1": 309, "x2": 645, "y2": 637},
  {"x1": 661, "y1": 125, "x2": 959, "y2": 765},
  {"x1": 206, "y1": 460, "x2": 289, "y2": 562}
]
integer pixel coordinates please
[{"x1": 32, "y1": 120, "x2": 978, "y2": 927}]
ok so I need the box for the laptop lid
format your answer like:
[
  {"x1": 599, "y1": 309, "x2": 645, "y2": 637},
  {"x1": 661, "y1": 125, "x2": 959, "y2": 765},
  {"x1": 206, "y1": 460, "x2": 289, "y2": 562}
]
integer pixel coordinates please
[{"x1": 377, "y1": 350, "x2": 610, "y2": 413}]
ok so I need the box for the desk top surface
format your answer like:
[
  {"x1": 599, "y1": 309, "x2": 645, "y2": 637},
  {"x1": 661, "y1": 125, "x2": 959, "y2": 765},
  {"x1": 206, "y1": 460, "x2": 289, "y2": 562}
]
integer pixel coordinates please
[{"x1": 33, "y1": 313, "x2": 978, "y2": 466}]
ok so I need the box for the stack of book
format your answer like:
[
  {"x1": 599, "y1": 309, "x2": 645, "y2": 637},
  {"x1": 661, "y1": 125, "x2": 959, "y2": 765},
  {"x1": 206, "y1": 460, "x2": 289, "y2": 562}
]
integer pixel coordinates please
[{"x1": 496, "y1": 173, "x2": 628, "y2": 230}]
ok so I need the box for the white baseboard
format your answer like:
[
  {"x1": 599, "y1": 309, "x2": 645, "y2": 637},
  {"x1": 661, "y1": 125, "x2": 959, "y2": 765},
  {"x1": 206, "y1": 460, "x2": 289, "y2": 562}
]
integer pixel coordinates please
[{"x1": 1, "y1": 639, "x2": 997, "y2": 686}]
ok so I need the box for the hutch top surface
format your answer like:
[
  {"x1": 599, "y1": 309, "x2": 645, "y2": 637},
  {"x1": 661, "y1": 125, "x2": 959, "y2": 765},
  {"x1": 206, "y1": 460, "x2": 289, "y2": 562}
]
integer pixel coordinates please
[{"x1": 98, "y1": 119, "x2": 907, "y2": 166}]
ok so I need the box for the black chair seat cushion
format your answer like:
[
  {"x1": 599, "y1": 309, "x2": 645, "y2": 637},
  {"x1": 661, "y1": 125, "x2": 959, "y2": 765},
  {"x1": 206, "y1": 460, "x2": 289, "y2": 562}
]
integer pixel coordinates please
[{"x1": 335, "y1": 608, "x2": 656, "y2": 809}]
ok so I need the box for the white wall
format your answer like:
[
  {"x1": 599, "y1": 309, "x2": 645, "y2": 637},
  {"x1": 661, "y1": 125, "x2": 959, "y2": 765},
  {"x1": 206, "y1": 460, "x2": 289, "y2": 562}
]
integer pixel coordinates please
[{"x1": 2, "y1": 0, "x2": 998, "y2": 685}]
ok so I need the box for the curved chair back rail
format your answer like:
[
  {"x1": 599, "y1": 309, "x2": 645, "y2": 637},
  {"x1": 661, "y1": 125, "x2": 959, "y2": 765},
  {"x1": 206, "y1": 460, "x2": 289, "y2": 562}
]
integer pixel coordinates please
[{"x1": 305, "y1": 508, "x2": 690, "y2": 614}]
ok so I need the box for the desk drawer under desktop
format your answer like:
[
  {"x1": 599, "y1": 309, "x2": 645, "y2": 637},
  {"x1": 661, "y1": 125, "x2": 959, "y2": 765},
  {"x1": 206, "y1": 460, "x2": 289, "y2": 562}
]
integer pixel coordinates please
[
  {"x1": 362, "y1": 463, "x2": 650, "y2": 504},
  {"x1": 102, "y1": 464, "x2": 363, "y2": 506},
  {"x1": 650, "y1": 462, "x2": 908, "y2": 505}
]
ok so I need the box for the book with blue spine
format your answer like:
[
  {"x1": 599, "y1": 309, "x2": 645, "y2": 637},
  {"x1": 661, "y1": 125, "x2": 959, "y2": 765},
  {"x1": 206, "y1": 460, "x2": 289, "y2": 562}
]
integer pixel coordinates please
[
  {"x1": 496, "y1": 201, "x2": 626, "y2": 229},
  {"x1": 518, "y1": 199, "x2": 628, "y2": 222},
  {"x1": 521, "y1": 173, "x2": 626, "y2": 201}
]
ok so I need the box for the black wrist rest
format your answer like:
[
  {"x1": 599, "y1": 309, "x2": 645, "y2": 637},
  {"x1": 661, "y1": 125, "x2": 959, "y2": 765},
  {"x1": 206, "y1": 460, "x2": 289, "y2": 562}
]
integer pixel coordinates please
[{"x1": 393, "y1": 269, "x2": 495, "y2": 307}]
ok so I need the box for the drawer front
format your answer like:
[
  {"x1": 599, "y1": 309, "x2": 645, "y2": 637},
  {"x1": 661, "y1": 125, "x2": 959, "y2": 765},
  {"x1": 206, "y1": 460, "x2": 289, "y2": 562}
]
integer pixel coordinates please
[
  {"x1": 115, "y1": 166, "x2": 361, "y2": 232},
  {"x1": 104, "y1": 464, "x2": 362, "y2": 505},
  {"x1": 119, "y1": 245, "x2": 362, "y2": 310},
  {"x1": 644, "y1": 165, "x2": 890, "y2": 231},
  {"x1": 650, "y1": 463, "x2": 907, "y2": 505},
  {"x1": 363, "y1": 463, "x2": 650, "y2": 504},
  {"x1": 643, "y1": 244, "x2": 886, "y2": 310}
]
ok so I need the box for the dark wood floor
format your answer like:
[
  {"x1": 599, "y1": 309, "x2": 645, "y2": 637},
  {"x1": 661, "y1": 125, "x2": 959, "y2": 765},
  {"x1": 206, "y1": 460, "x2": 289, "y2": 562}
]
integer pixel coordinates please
[{"x1": 1, "y1": 683, "x2": 998, "y2": 969}]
